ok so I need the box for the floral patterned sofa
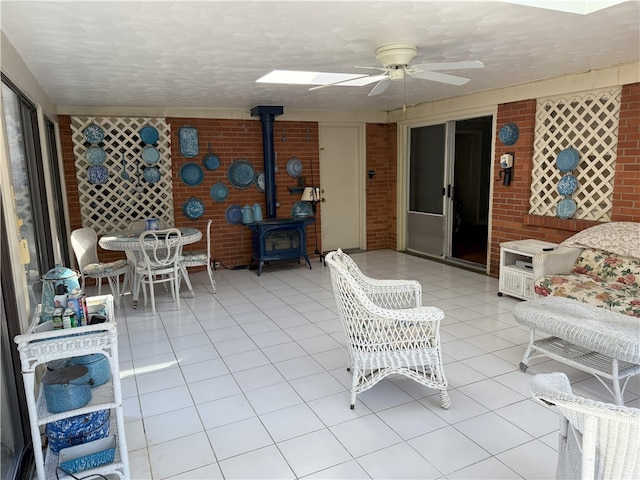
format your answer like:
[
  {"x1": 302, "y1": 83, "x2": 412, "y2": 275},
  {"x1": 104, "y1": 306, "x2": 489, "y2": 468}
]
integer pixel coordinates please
[{"x1": 533, "y1": 222, "x2": 640, "y2": 318}]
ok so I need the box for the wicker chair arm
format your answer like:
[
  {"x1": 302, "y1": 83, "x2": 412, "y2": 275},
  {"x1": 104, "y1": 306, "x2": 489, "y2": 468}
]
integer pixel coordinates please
[
  {"x1": 360, "y1": 279, "x2": 422, "y2": 309},
  {"x1": 368, "y1": 304, "x2": 445, "y2": 324},
  {"x1": 533, "y1": 246, "x2": 582, "y2": 280}
]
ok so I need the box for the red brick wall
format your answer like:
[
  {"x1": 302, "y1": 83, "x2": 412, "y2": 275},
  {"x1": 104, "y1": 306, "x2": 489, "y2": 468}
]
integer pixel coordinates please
[
  {"x1": 366, "y1": 123, "x2": 397, "y2": 250},
  {"x1": 489, "y1": 82, "x2": 640, "y2": 276},
  {"x1": 59, "y1": 116, "x2": 320, "y2": 269}
]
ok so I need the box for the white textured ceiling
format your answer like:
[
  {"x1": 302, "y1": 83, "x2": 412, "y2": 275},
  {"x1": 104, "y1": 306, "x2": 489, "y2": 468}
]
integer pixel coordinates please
[{"x1": 1, "y1": 0, "x2": 639, "y2": 112}]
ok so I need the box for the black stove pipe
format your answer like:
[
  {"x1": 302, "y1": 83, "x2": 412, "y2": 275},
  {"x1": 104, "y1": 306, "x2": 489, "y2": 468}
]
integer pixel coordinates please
[{"x1": 251, "y1": 105, "x2": 283, "y2": 219}]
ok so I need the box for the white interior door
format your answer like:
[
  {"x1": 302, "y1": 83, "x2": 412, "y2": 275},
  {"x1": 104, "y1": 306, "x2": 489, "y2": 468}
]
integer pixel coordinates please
[{"x1": 319, "y1": 124, "x2": 362, "y2": 252}]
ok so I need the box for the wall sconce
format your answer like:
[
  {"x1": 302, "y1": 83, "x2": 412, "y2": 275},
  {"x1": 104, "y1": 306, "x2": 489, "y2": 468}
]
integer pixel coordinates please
[{"x1": 368, "y1": 170, "x2": 376, "y2": 179}]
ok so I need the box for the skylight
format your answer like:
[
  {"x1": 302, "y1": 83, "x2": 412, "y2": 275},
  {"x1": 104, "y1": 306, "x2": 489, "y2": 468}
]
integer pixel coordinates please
[{"x1": 256, "y1": 70, "x2": 370, "y2": 87}]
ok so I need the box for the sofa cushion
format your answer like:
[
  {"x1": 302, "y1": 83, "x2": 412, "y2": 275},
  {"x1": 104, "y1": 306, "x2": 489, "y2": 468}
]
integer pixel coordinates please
[
  {"x1": 571, "y1": 248, "x2": 640, "y2": 286},
  {"x1": 534, "y1": 273, "x2": 640, "y2": 317}
]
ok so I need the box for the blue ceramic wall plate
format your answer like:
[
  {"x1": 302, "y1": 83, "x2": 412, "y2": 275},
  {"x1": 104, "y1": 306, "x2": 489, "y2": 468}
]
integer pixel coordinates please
[
  {"x1": 210, "y1": 182, "x2": 229, "y2": 202},
  {"x1": 228, "y1": 159, "x2": 255, "y2": 189},
  {"x1": 139, "y1": 125, "x2": 159, "y2": 145},
  {"x1": 225, "y1": 205, "x2": 243, "y2": 224},
  {"x1": 179, "y1": 126, "x2": 199, "y2": 157},
  {"x1": 83, "y1": 124, "x2": 105, "y2": 144},
  {"x1": 556, "y1": 147, "x2": 580, "y2": 172},
  {"x1": 87, "y1": 165, "x2": 108, "y2": 184},
  {"x1": 143, "y1": 166, "x2": 161, "y2": 184},
  {"x1": 183, "y1": 197, "x2": 205, "y2": 220},
  {"x1": 498, "y1": 123, "x2": 519, "y2": 146},
  {"x1": 179, "y1": 163, "x2": 204, "y2": 186},
  {"x1": 557, "y1": 198, "x2": 577, "y2": 219},
  {"x1": 85, "y1": 146, "x2": 106, "y2": 165},
  {"x1": 557, "y1": 174, "x2": 578, "y2": 196},
  {"x1": 141, "y1": 146, "x2": 160, "y2": 165}
]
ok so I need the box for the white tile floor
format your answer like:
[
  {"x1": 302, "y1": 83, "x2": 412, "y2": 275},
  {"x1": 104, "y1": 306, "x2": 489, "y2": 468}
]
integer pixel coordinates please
[{"x1": 93, "y1": 249, "x2": 640, "y2": 479}]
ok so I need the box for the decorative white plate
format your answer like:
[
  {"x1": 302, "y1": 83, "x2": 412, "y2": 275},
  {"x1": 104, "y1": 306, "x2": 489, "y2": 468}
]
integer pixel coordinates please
[
  {"x1": 255, "y1": 172, "x2": 265, "y2": 193},
  {"x1": 286, "y1": 157, "x2": 303, "y2": 177}
]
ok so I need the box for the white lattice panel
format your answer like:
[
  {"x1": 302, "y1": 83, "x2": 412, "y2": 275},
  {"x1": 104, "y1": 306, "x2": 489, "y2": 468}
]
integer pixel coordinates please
[
  {"x1": 71, "y1": 117, "x2": 174, "y2": 234},
  {"x1": 529, "y1": 88, "x2": 621, "y2": 222}
]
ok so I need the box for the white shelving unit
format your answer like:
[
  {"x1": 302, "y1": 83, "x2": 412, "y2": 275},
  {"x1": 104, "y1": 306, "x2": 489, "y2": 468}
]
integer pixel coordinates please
[
  {"x1": 498, "y1": 239, "x2": 557, "y2": 300},
  {"x1": 14, "y1": 295, "x2": 129, "y2": 480}
]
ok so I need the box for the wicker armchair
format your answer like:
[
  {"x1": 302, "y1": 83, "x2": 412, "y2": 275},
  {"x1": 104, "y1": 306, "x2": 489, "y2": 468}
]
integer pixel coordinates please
[
  {"x1": 325, "y1": 249, "x2": 450, "y2": 410},
  {"x1": 531, "y1": 372, "x2": 639, "y2": 480}
]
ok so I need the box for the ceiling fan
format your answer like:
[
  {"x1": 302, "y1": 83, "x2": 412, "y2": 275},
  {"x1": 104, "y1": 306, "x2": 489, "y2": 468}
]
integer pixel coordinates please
[{"x1": 310, "y1": 44, "x2": 484, "y2": 97}]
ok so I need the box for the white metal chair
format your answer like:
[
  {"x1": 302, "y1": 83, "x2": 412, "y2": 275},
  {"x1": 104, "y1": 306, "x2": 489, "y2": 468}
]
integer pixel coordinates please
[
  {"x1": 181, "y1": 219, "x2": 216, "y2": 293},
  {"x1": 70, "y1": 227, "x2": 131, "y2": 308},
  {"x1": 325, "y1": 249, "x2": 450, "y2": 410},
  {"x1": 531, "y1": 372, "x2": 640, "y2": 480},
  {"x1": 134, "y1": 228, "x2": 183, "y2": 315}
]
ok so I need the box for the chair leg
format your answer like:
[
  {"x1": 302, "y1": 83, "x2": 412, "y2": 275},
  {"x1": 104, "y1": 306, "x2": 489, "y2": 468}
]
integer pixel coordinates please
[
  {"x1": 207, "y1": 263, "x2": 216, "y2": 293},
  {"x1": 148, "y1": 275, "x2": 156, "y2": 315},
  {"x1": 350, "y1": 368, "x2": 359, "y2": 409},
  {"x1": 107, "y1": 275, "x2": 121, "y2": 308},
  {"x1": 180, "y1": 265, "x2": 194, "y2": 296},
  {"x1": 439, "y1": 390, "x2": 451, "y2": 409}
]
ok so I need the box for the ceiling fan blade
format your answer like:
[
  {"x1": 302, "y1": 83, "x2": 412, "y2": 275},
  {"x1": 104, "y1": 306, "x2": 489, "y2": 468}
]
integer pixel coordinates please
[
  {"x1": 411, "y1": 70, "x2": 471, "y2": 86},
  {"x1": 412, "y1": 60, "x2": 484, "y2": 71},
  {"x1": 368, "y1": 77, "x2": 392, "y2": 96}
]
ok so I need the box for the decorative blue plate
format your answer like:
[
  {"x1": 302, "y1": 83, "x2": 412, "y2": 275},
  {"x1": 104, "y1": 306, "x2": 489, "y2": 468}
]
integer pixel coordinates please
[
  {"x1": 83, "y1": 124, "x2": 105, "y2": 144},
  {"x1": 179, "y1": 163, "x2": 204, "y2": 186},
  {"x1": 292, "y1": 201, "x2": 313, "y2": 218},
  {"x1": 179, "y1": 126, "x2": 199, "y2": 157},
  {"x1": 210, "y1": 182, "x2": 229, "y2": 202},
  {"x1": 557, "y1": 198, "x2": 577, "y2": 219},
  {"x1": 141, "y1": 146, "x2": 160, "y2": 165},
  {"x1": 228, "y1": 159, "x2": 255, "y2": 189},
  {"x1": 286, "y1": 157, "x2": 303, "y2": 177},
  {"x1": 87, "y1": 165, "x2": 108, "y2": 184},
  {"x1": 225, "y1": 205, "x2": 243, "y2": 224},
  {"x1": 556, "y1": 147, "x2": 580, "y2": 172},
  {"x1": 203, "y1": 153, "x2": 220, "y2": 171},
  {"x1": 557, "y1": 174, "x2": 578, "y2": 196},
  {"x1": 498, "y1": 123, "x2": 519, "y2": 146},
  {"x1": 255, "y1": 171, "x2": 265, "y2": 193},
  {"x1": 143, "y1": 166, "x2": 161, "y2": 184},
  {"x1": 85, "y1": 146, "x2": 106, "y2": 165},
  {"x1": 183, "y1": 197, "x2": 204, "y2": 220},
  {"x1": 139, "y1": 125, "x2": 159, "y2": 144}
]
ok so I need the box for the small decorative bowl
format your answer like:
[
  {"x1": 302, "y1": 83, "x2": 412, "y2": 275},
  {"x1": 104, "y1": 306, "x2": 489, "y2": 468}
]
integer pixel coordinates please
[
  {"x1": 87, "y1": 165, "x2": 108, "y2": 185},
  {"x1": 557, "y1": 174, "x2": 578, "y2": 196}
]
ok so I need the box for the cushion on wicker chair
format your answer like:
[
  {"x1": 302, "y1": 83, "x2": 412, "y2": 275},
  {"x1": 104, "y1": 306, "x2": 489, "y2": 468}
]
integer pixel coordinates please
[{"x1": 84, "y1": 259, "x2": 129, "y2": 277}]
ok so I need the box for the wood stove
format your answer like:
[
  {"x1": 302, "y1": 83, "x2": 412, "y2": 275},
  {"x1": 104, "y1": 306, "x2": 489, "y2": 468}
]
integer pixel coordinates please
[{"x1": 248, "y1": 218, "x2": 314, "y2": 276}]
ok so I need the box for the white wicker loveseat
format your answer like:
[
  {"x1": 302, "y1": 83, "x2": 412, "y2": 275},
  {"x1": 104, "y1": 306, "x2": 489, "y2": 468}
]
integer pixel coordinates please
[
  {"x1": 531, "y1": 372, "x2": 639, "y2": 480},
  {"x1": 325, "y1": 249, "x2": 450, "y2": 410},
  {"x1": 533, "y1": 222, "x2": 640, "y2": 318}
]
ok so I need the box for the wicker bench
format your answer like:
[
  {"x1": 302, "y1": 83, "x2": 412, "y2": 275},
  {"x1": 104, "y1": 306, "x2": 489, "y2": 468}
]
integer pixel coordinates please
[{"x1": 513, "y1": 297, "x2": 640, "y2": 405}]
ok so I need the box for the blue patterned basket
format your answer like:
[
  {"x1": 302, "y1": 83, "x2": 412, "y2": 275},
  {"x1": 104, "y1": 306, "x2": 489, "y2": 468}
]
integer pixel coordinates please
[{"x1": 58, "y1": 436, "x2": 116, "y2": 474}]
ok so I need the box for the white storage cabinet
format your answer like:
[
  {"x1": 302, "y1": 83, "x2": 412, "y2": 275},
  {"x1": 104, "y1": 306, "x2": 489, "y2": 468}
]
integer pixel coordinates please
[
  {"x1": 498, "y1": 239, "x2": 557, "y2": 300},
  {"x1": 14, "y1": 295, "x2": 129, "y2": 480}
]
